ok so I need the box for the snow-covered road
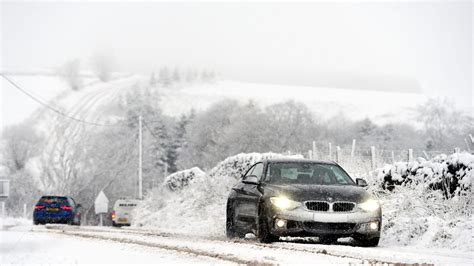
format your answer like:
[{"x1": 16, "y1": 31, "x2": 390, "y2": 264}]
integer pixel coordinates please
[{"x1": 2, "y1": 224, "x2": 472, "y2": 265}]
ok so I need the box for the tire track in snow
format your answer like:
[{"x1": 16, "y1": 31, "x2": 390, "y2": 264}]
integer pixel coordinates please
[
  {"x1": 38, "y1": 225, "x2": 442, "y2": 265},
  {"x1": 37, "y1": 226, "x2": 367, "y2": 265},
  {"x1": 37, "y1": 227, "x2": 274, "y2": 265}
]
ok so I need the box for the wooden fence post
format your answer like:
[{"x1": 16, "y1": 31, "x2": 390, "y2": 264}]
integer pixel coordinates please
[
  {"x1": 350, "y1": 139, "x2": 356, "y2": 161},
  {"x1": 391, "y1": 151, "x2": 395, "y2": 163},
  {"x1": 308, "y1": 150, "x2": 313, "y2": 159},
  {"x1": 464, "y1": 138, "x2": 471, "y2": 152},
  {"x1": 328, "y1": 143, "x2": 332, "y2": 161},
  {"x1": 312, "y1": 141, "x2": 317, "y2": 160},
  {"x1": 408, "y1": 149, "x2": 413, "y2": 162},
  {"x1": 423, "y1": 151, "x2": 430, "y2": 160},
  {"x1": 336, "y1": 146, "x2": 341, "y2": 163},
  {"x1": 370, "y1": 146, "x2": 376, "y2": 169}
]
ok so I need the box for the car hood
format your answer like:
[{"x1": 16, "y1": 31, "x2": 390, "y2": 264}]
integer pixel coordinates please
[{"x1": 261, "y1": 183, "x2": 371, "y2": 203}]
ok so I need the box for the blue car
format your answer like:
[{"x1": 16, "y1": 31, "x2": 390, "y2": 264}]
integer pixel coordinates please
[{"x1": 33, "y1": 196, "x2": 82, "y2": 225}]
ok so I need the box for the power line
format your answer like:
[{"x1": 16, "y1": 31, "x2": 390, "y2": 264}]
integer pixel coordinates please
[{"x1": 1, "y1": 73, "x2": 126, "y2": 127}]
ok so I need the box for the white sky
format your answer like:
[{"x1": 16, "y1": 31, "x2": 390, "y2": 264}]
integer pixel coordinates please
[{"x1": 1, "y1": 1, "x2": 473, "y2": 114}]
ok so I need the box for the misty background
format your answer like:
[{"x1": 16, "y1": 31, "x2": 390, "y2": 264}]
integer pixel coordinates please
[{"x1": 1, "y1": 1, "x2": 472, "y2": 114}]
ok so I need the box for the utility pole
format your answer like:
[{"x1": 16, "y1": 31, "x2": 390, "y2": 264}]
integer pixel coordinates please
[{"x1": 138, "y1": 115, "x2": 143, "y2": 200}]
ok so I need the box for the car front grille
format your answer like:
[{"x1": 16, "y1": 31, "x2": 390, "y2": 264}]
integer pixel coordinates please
[
  {"x1": 333, "y1": 202, "x2": 355, "y2": 212},
  {"x1": 305, "y1": 201, "x2": 355, "y2": 212},
  {"x1": 305, "y1": 201, "x2": 329, "y2": 211},
  {"x1": 303, "y1": 222, "x2": 356, "y2": 232}
]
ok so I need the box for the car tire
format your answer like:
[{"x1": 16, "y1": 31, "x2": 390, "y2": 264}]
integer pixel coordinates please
[
  {"x1": 33, "y1": 220, "x2": 39, "y2": 225},
  {"x1": 226, "y1": 201, "x2": 244, "y2": 239},
  {"x1": 112, "y1": 221, "x2": 121, "y2": 228},
  {"x1": 355, "y1": 236, "x2": 380, "y2": 247},
  {"x1": 257, "y1": 205, "x2": 279, "y2": 243}
]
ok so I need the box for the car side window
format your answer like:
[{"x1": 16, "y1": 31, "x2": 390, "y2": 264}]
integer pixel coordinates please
[
  {"x1": 250, "y1": 163, "x2": 264, "y2": 180},
  {"x1": 243, "y1": 164, "x2": 257, "y2": 180},
  {"x1": 68, "y1": 198, "x2": 76, "y2": 207}
]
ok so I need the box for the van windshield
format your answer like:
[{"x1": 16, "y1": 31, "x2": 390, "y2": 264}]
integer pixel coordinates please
[{"x1": 265, "y1": 163, "x2": 355, "y2": 185}]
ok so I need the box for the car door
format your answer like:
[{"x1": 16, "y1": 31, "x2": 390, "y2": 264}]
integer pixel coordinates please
[{"x1": 233, "y1": 162, "x2": 264, "y2": 229}]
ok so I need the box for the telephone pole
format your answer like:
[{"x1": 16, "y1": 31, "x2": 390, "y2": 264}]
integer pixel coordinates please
[{"x1": 138, "y1": 115, "x2": 143, "y2": 200}]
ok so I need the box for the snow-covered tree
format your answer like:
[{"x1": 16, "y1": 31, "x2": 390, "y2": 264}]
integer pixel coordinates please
[
  {"x1": 149, "y1": 72, "x2": 157, "y2": 86},
  {"x1": 416, "y1": 98, "x2": 474, "y2": 150},
  {"x1": 172, "y1": 68, "x2": 181, "y2": 83},
  {"x1": 58, "y1": 59, "x2": 83, "y2": 90},
  {"x1": 92, "y1": 53, "x2": 115, "y2": 82},
  {"x1": 159, "y1": 66, "x2": 171, "y2": 87}
]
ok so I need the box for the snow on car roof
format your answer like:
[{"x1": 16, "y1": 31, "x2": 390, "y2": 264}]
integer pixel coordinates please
[{"x1": 263, "y1": 158, "x2": 337, "y2": 164}]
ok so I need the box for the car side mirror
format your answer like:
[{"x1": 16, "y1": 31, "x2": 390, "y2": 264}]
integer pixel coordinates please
[
  {"x1": 76, "y1": 204, "x2": 82, "y2": 208},
  {"x1": 242, "y1": 175, "x2": 259, "y2": 185},
  {"x1": 356, "y1": 178, "x2": 368, "y2": 187}
]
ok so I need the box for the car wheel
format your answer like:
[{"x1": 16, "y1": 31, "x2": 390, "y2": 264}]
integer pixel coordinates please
[
  {"x1": 319, "y1": 236, "x2": 338, "y2": 245},
  {"x1": 33, "y1": 220, "x2": 39, "y2": 225},
  {"x1": 257, "y1": 205, "x2": 279, "y2": 243},
  {"x1": 355, "y1": 236, "x2": 380, "y2": 247},
  {"x1": 226, "y1": 201, "x2": 244, "y2": 239}
]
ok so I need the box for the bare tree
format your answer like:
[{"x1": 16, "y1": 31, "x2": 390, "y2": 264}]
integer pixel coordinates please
[
  {"x1": 58, "y1": 59, "x2": 83, "y2": 90},
  {"x1": 417, "y1": 98, "x2": 474, "y2": 150},
  {"x1": 92, "y1": 53, "x2": 115, "y2": 82}
]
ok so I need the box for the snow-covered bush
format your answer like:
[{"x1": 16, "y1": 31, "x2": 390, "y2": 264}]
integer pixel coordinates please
[
  {"x1": 165, "y1": 167, "x2": 207, "y2": 191},
  {"x1": 369, "y1": 152, "x2": 473, "y2": 251},
  {"x1": 133, "y1": 152, "x2": 297, "y2": 235},
  {"x1": 208, "y1": 152, "x2": 302, "y2": 179},
  {"x1": 375, "y1": 152, "x2": 473, "y2": 198}
]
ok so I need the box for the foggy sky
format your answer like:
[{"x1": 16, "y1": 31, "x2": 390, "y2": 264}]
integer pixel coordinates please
[{"x1": 1, "y1": 1, "x2": 473, "y2": 112}]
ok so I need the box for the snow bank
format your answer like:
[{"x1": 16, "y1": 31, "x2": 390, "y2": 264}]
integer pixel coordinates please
[
  {"x1": 134, "y1": 153, "x2": 298, "y2": 236},
  {"x1": 0, "y1": 216, "x2": 31, "y2": 230},
  {"x1": 165, "y1": 167, "x2": 207, "y2": 191},
  {"x1": 370, "y1": 152, "x2": 473, "y2": 251}
]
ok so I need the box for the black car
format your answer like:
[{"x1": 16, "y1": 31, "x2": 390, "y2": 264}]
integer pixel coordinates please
[
  {"x1": 226, "y1": 159, "x2": 381, "y2": 246},
  {"x1": 33, "y1": 195, "x2": 82, "y2": 225}
]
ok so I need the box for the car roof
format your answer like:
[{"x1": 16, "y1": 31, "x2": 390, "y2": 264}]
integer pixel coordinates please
[{"x1": 263, "y1": 158, "x2": 338, "y2": 165}]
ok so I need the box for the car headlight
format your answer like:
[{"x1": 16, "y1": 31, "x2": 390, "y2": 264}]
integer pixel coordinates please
[
  {"x1": 358, "y1": 199, "x2": 380, "y2": 212},
  {"x1": 270, "y1": 196, "x2": 301, "y2": 210}
]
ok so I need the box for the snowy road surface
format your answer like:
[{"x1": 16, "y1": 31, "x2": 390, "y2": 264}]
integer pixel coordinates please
[{"x1": 1, "y1": 224, "x2": 473, "y2": 265}]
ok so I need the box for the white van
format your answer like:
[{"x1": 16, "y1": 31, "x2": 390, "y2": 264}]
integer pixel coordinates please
[{"x1": 111, "y1": 198, "x2": 140, "y2": 227}]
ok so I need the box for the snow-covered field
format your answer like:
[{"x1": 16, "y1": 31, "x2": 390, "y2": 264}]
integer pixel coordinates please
[{"x1": 159, "y1": 80, "x2": 426, "y2": 125}]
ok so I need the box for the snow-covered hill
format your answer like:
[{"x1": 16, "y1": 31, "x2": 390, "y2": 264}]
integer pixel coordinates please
[
  {"x1": 159, "y1": 80, "x2": 427, "y2": 125},
  {"x1": 2, "y1": 74, "x2": 427, "y2": 133}
]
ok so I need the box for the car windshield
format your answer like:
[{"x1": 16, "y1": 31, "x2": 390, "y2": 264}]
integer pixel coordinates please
[{"x1": 265, "y1": 162, "x2": 355, "y2": 185}]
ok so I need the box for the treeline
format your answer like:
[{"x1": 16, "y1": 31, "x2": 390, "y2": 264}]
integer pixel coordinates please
[
  {"x1": 1, "y1": 89, "x2": 472, "y2": 220},
  {"x1": 149, "y1": 66, "x2": 218, "y2": 87}
]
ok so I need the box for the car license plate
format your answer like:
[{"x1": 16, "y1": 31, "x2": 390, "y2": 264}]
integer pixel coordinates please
[
  {"x1": 118, "y1": 218, "x2": 128, "y2": 222},
  {"x1": 46, "y1": 207, "x2": 59, "y2": 212}
]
